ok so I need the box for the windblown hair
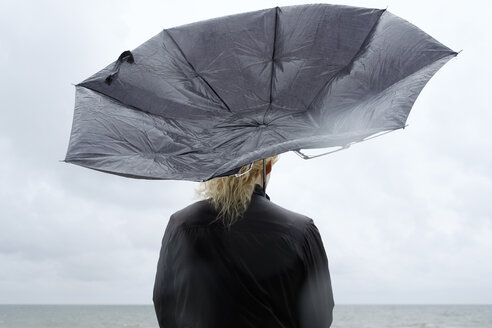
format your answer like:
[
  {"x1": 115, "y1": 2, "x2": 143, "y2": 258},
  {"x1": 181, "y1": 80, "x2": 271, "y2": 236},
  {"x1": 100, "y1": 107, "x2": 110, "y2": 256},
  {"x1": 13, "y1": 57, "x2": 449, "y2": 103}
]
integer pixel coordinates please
[{"x1": 195, "y1": 155, "x2": 280, "y2": 228}]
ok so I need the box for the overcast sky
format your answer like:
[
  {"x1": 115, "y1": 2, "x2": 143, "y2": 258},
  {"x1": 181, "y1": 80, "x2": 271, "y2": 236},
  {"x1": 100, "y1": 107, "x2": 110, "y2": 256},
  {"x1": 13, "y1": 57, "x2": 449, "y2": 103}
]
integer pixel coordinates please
[{"x1": 0, "y1": 0, "x2": 490, "y2": 305}]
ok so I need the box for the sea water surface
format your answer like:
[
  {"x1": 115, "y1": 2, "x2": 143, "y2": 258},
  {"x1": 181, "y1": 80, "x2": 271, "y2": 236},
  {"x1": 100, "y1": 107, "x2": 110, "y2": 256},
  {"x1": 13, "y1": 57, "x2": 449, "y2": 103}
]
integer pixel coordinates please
[{"x1": 0, "y1": 304, "x2": 490, "y2": 328}]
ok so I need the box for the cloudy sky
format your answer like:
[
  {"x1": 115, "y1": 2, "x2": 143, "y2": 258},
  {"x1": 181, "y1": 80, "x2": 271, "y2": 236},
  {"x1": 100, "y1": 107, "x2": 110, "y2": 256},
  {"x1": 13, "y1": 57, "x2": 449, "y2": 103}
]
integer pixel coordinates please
[{"x1": 1, "y1": 0, "x2": 490, "y2": 305}]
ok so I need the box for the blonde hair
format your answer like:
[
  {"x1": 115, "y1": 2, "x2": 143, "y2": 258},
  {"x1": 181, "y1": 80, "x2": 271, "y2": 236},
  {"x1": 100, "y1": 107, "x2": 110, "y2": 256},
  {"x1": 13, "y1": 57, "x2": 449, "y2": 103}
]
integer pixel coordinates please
[{"x1": 194, "y1": 155, "x2": 280, "y2": 228}]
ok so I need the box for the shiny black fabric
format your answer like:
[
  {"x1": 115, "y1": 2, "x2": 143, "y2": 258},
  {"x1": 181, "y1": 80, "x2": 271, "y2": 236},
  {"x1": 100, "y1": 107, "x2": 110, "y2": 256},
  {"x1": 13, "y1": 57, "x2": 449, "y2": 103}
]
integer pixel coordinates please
[
  {"x1": 153, "y1": 184, "x2": 334, "y2": 327},
  {"x1": 63, "y1": 3, "x2": 458, "y2": 181}
]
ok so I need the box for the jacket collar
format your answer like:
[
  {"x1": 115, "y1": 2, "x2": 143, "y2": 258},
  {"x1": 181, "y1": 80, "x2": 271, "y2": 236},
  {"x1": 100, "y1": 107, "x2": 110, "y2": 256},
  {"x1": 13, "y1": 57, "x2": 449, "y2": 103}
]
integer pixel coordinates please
[{"x1": 253, "y1": 184, "x2": 270, "y2": 200}]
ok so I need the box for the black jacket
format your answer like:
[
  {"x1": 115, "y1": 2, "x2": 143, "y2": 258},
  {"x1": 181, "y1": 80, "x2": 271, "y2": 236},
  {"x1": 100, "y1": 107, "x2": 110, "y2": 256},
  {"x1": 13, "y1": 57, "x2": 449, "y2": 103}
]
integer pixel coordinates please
[{"x1": 153, "y1": 184, "x2": 335, "y2": 327}]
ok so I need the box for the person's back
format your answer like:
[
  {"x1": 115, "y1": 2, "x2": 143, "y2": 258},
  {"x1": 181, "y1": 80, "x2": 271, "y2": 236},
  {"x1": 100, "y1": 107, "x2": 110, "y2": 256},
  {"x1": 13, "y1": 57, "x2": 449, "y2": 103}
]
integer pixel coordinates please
[{"x1": 153, "y1": 156, "x2": 335, "y2": 328}]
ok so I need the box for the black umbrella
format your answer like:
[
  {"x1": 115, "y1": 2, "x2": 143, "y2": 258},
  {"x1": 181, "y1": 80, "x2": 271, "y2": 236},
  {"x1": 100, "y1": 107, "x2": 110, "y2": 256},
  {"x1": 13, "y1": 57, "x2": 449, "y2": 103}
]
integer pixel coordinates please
[{"x1": 63, "y1": 3, "x2": 459, "y2": 181}]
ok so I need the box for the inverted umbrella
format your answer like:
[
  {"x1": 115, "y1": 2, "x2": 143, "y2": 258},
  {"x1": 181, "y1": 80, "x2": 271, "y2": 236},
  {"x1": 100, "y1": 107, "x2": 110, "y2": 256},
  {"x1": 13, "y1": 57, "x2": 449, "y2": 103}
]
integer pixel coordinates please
[{"x1": 63, "y1": 3, "x2": 459, "y2": 181}]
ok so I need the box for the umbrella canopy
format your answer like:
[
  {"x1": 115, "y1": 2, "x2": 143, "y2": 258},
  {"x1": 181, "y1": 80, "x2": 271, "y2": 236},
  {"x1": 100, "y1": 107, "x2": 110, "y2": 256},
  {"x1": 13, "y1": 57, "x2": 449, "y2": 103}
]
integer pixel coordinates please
[{"x1": 63, "y1": 3, "x2": 458, "y2": 181}]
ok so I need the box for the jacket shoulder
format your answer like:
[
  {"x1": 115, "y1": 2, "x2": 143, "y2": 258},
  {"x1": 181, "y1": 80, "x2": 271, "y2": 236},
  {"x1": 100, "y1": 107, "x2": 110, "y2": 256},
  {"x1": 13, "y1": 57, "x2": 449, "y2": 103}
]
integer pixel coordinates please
[
  {"x1": 247, "y1": 196, "x2": 314, "y2": 239},
  {"x1": 263, "y1": 200, "x2": 312, "y2": 224},
  {"x1": 170, "y1": 199, "x2": 215, "y2": 225}
]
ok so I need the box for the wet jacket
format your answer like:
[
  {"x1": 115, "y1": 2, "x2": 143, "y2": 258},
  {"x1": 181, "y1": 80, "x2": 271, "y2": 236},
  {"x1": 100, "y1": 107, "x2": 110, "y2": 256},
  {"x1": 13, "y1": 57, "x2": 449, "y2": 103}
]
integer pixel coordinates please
[{"x1": 153, "y1": 184, "x2": 335, "y2": 327}]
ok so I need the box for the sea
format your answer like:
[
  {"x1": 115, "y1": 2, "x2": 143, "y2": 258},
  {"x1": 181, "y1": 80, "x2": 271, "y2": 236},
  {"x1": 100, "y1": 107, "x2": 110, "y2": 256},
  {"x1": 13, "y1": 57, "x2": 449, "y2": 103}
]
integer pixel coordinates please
[{"x1": 0, "y1": 304, "x2": 490, "y2": 328}]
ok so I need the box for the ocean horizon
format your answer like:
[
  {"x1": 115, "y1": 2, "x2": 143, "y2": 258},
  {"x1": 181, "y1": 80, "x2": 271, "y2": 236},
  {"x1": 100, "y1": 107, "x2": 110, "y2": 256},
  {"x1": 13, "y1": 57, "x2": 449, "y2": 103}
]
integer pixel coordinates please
[{"x1": 0, "y1": 304, "x2": 491, "y2": 328}]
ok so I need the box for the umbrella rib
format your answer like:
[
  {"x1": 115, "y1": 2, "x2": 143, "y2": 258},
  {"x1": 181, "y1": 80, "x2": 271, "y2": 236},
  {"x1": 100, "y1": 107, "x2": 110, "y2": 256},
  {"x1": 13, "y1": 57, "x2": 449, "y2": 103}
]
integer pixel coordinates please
[
  {"x1": 262, "y1": 6, "x2": 279, "y2": 124},
  {"x1": 269, "y1": 6, "x2": 279, "y2": 105},
  {"x1": 304, "y1": 8, "x2": 387, "y2": 114},
  {"x1": 164, "y1": 29, "x2": 232, "y2": 113}
]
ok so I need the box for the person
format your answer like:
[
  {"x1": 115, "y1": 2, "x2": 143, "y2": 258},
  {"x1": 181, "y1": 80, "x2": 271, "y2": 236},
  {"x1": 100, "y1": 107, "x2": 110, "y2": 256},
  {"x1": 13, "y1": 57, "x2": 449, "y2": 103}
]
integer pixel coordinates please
[{"x1": 153, "y1": 155, "x2": 335, "y2": 327}]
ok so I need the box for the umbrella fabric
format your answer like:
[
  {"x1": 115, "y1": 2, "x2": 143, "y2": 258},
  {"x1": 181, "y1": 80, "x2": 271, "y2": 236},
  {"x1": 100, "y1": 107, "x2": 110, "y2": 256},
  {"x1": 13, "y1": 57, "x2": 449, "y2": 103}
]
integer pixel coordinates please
[{"x1": 63, "y1": 3, "x2": 458, "y2": 181}]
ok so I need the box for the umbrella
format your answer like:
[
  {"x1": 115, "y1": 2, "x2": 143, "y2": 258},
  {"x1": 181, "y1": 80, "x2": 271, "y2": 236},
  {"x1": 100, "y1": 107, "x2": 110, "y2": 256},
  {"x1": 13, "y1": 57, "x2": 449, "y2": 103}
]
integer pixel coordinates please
[{"x1": 62, "y1": 3, "x2": 459, "y2": 181}]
